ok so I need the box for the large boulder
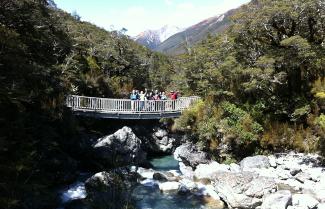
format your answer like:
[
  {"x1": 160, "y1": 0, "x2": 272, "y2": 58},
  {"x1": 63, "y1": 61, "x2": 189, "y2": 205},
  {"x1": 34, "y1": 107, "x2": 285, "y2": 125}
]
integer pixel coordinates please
[
  {"x1": 318, "y1": 203, "x2": 325, "y2": 209},
  {"x1": 158, "y1": 181, "x2": 181, "y2": 192},
  {"x1": 139, "y1": 127, "x2": 182, "y2": 154},
  {"x1": 174, "y1": 143, "x2": 210, "y2": 168},
  {"x1": 194, "y1": 161, "x2": 230, "y2": 180},
  {"x1": 151, "y1": 128, "x2": 177, "y2": 153},
  {"x1": 291, "y1": 194, "x2": 319, "y2": 209},
  {"x1": 85, "y1": 168, "x2": 138, "y2": 209},
  {"x1": 260, "y1": 190, "x2": 292, "y2": 209},
  {"x1": 212, "y1": 172, "x2": 277, "y2": 209},
  {"x1": 92, "y1": 127, "x2": 146, "y2": 167},
  {"x1": 240, "y1": 155, "x2": 271, "y2": 171}
]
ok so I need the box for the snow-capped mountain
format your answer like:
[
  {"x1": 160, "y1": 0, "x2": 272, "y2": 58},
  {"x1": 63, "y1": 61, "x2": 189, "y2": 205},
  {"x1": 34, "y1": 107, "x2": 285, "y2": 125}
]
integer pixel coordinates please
[
  {"x1": 134, "y1": 25, "x2": 184, "y2": 50},
  {"x1": 156, "y1": 10, "x2": 237, "y2": 55}
]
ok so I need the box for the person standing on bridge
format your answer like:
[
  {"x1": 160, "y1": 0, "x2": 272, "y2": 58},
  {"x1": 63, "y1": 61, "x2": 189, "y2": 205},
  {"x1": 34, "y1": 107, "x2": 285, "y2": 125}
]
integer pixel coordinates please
[
  {"x1": 130, "y1": 90, "x2": 137, "y2": 111},
  {"x1": 161, "y1": 92, "x2": 167, "y2": 100},
  {"x1": 160, "y1": 91, "x2": 167, "y2": 111},
  {"x1": 139, "y1": 90, "x2": 146, "y2": 110}
]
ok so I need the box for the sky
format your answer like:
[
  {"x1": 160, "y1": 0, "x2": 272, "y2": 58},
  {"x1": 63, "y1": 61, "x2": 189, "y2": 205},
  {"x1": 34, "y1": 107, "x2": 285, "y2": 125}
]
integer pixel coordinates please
[{"x1": 54, "y1": 0, "x2": 250, "y2": 36}]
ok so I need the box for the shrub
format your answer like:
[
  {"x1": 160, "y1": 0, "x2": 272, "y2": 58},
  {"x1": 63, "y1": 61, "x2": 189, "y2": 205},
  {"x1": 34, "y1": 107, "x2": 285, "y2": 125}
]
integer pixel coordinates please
[
  {"x1": 221, "y1": 102, "x2": 263, "y2": 143},
  {"x1": 261, "y1": 122, "x2": 319, "y2": 153},
  {"x1": 173, "y1": 99, "x2": 205, "y2": 132}
]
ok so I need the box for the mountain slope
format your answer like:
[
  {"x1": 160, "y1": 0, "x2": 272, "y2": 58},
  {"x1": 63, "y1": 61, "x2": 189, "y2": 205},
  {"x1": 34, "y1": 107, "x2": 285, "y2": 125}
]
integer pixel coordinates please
[
  {"x1": 156, "y1": 9, "x2": 237, "y2": 55},
  {"x1": 134, "y1": 25, "x2": 183, "y2": 50}
]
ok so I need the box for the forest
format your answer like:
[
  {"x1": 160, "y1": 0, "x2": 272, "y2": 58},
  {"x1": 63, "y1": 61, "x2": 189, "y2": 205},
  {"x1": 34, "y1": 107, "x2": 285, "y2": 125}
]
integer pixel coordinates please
[{"x1": 0, "y1": 0, "x2": 324, "y2": 209}]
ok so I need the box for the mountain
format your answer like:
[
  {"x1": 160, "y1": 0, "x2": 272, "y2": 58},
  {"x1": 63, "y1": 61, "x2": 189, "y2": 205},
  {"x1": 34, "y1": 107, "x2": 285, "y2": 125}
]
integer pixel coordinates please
[
  {"x1": 134, "y1": 25, "x2": 184, "y2": 50},
  {"x1": 156, "y1": 9, "x2": 237, "y2": 55}
]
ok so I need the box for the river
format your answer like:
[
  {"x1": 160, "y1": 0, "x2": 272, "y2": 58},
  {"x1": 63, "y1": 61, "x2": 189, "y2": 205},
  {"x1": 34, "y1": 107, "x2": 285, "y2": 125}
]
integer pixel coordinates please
[{"x1": 59, "y1": 155, "x2": 225, "y2": 209}]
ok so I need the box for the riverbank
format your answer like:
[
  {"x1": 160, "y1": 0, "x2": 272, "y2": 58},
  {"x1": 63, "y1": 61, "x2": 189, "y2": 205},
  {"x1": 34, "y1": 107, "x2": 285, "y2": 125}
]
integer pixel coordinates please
[{"x1": 58, "y1": 126, "x2": 325, "y2": 209}]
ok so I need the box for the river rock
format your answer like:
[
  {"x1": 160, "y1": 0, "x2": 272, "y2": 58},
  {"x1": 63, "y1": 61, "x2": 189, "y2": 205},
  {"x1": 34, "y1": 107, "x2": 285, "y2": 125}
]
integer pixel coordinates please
[
  {"x1": 194, "y1": 161, "x2": 230, "y2": 180},
  {"x1": 240, "y1": 155, "x2": 271, "y2": 171},
  {"x1": 268, "y1": 155, "x2": 277, "y2": 168},
  {"x1": 139, "y1": 127, "x2": 181, "y2": 154},
  {"x1": 292, "y1": 194, "x2": 319, "y2": 209},
  {"x1": 152, "y1": 172, "x2": 167, "y2": 182},
  {"x1": 85, "y1": 169, "x2": 138, "y2": 209},
  {"x1": 212, "y1": 171, "x2": 277, "y2": 209},
  {"x1": 151, "y1": 128, "x2": 177, "y2": 153},
  {"x1": 179, "y1": 162, "x2": 195, "y2": 179},
  {"x1": 290, "y1": 168, "x2": 302, "y2": 176},
  {"x1": 260, "y1": 190, "x2": 292, "y2": 209},
  {"x1": 295, "y1": 172, "x2": 312, "y2": 183},
  {"x1": 92, "y1": 126, "x2": 146, "y2": 167},
  {"x1": 174, "y1": 143, "x2": 210, "y2": 168},
  {"x1": 179, "y1": 178, "x2": 198, "y2": 192},
  {"x1": 159, "y1": 181, "x2": 181, "y2": 192},
  {"x1": 229, "y1": 163, "x2": 241, "y2": 173},
  {"x1": 318, "y1": 203, "x2": 325, "y2": 209}
]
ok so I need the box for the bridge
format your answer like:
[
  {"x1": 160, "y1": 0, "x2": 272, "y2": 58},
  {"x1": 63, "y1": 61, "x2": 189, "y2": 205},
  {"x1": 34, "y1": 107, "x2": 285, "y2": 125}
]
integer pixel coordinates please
[{"x1": 66, "y1": 95, "x2": 200, "y2": 119}]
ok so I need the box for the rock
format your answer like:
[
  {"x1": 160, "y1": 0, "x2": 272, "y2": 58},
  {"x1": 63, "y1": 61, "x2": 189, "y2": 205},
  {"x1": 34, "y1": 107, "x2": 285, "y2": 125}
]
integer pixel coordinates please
[
  {"x1": 136, "y1": 167, "x2": 155, "y2": 179},
  {"x1": 277, "y1": 169, "x2": 292, "y2": 180},
  {"x1": 196, "y1": 183, "x2": 221, "y2": 200},
  {"x1": 212, "y1": 171, "x2": 277, "y2": 209},
  {"x1": 318, "y1": 203, "x2": 325, "y2": 209},
  {"x1": 154, "y1": 128, "x2": 168, "y2": 138},
  {"x1": 295, "y1": 172, "x2": 312, "y2": 183},
  {"x1": 159, "y1": 181, "x2": 181, "y2": 192},
  {"x1": 141, "y1": 127, "x2": 179, "y2": 154},
  {"x1": 260, "y1": 190, "x2": 292, "y2": 209},
  {"x1": 229, "y1": 163, "x2": 241, "y2": 173},
  {"x1": 313, "y1": 188, "x2": 325, "y2": 203},
  {"x1": 179, "y1": 178, "x2": 198, "y2": 192},
  {"x1": 93, "y1": 127, "x2": 146, "y2": 167},
  {"x1": 151, "y1": 128, "x2": 177, "y2": 153},
  {"x1": 194, "y1": 161, "x2": 230, "y2": 180},
  {"x1": 269, "y1": 155, "x2": 277, "y2": 168},
  {"x1": 153, "y1": 172, "x2": 168, "y2": 182},
  {"x1": 152, "y1": 171, "x2": 178, "y2": 182},
  {"x1": 290, "y1": 168, "x2": 302, "y2": 176},
  {"x1": 174, "y1": 143, "x2": 210, "y2": 168},
  {"x1": 292, "y1": 194, "x2": 319, "y2": 209},
  {"x1": 179, "y1": 162, "x2": 195, "y2": 179},
  {"x1": 85, "y1": 169, "x2": 138, "y2": 209},
  {"x1": 178, "y1": 184, "x2": 190, "y2": 195},
  {"x1": 277, "y1": 178, "x2": 303, "y2": 192},
  {"x1": 240, "y1": 155, "x2": 271, "y2": 171}
]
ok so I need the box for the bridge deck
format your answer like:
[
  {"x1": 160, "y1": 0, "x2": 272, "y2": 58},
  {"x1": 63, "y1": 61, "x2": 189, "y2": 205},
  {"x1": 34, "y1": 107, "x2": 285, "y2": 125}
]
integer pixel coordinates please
[{"x1": 66, "y1": 95, "x2": 200, "y2": 119}]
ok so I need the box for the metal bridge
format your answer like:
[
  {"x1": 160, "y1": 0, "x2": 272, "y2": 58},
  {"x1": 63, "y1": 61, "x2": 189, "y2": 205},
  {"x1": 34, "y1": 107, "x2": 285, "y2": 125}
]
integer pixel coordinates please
[{"x1": 66, "y1": 95, "x2": 200, "y2": 119}]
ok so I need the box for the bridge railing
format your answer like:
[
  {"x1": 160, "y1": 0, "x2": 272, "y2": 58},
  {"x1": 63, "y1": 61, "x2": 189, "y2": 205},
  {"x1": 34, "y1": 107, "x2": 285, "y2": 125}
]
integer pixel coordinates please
[{"x1": 66, "y1": 95, "x2": 200, "y2": 113}]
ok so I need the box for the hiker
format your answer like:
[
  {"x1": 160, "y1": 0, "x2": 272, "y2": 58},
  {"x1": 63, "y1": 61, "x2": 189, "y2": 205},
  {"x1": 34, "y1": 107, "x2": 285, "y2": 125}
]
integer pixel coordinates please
[
  {"x1": 153, "y1": 90, "x2": 160, "y2": 100},
  {"x1": 160, "y1": 91, "x2": 167, "y2": 111},
  {"x1": 160, "y1": 92, "x2": 167, "y2": 100},
  {"x1": 139, "y1": 90, "x2": 146, "y2": 110},
  {"x1": 130, "y1": 90, "x2": 137, "y2": 111}
]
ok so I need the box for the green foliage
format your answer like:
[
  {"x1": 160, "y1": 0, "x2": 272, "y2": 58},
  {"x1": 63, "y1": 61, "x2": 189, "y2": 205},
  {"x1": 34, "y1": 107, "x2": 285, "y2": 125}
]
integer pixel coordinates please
[
  {"x1": 315, "y1": 114, "x2": 325, "y2": 128},
  {"x1": 261, "y1": 122, "x2": 319, "y2": 153},
  {"x1": 174, "y1": 100, "x2": 263, "y2": 151},
  {"x1": 0, "y1": 1, "x2": 173, "y2": 209},
  {"x1": 221, "y1": 102, "x2": 263, "y2": 142},
  {"x1": 172, "y1": 0, "x2": 325, "y2": 157},
  {"x1": 173, "y1": 100, "x2": 205, "y2": 132}
]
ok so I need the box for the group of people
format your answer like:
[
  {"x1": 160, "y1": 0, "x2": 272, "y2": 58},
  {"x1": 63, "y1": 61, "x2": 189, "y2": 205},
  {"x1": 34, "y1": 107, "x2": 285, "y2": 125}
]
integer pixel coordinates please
[
  {"x1": 129, "y1": 89, "x2": 179, "y2": 111},
  {"x1": 129, "y1": 89, "x2": 179, "y2": 101}
]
